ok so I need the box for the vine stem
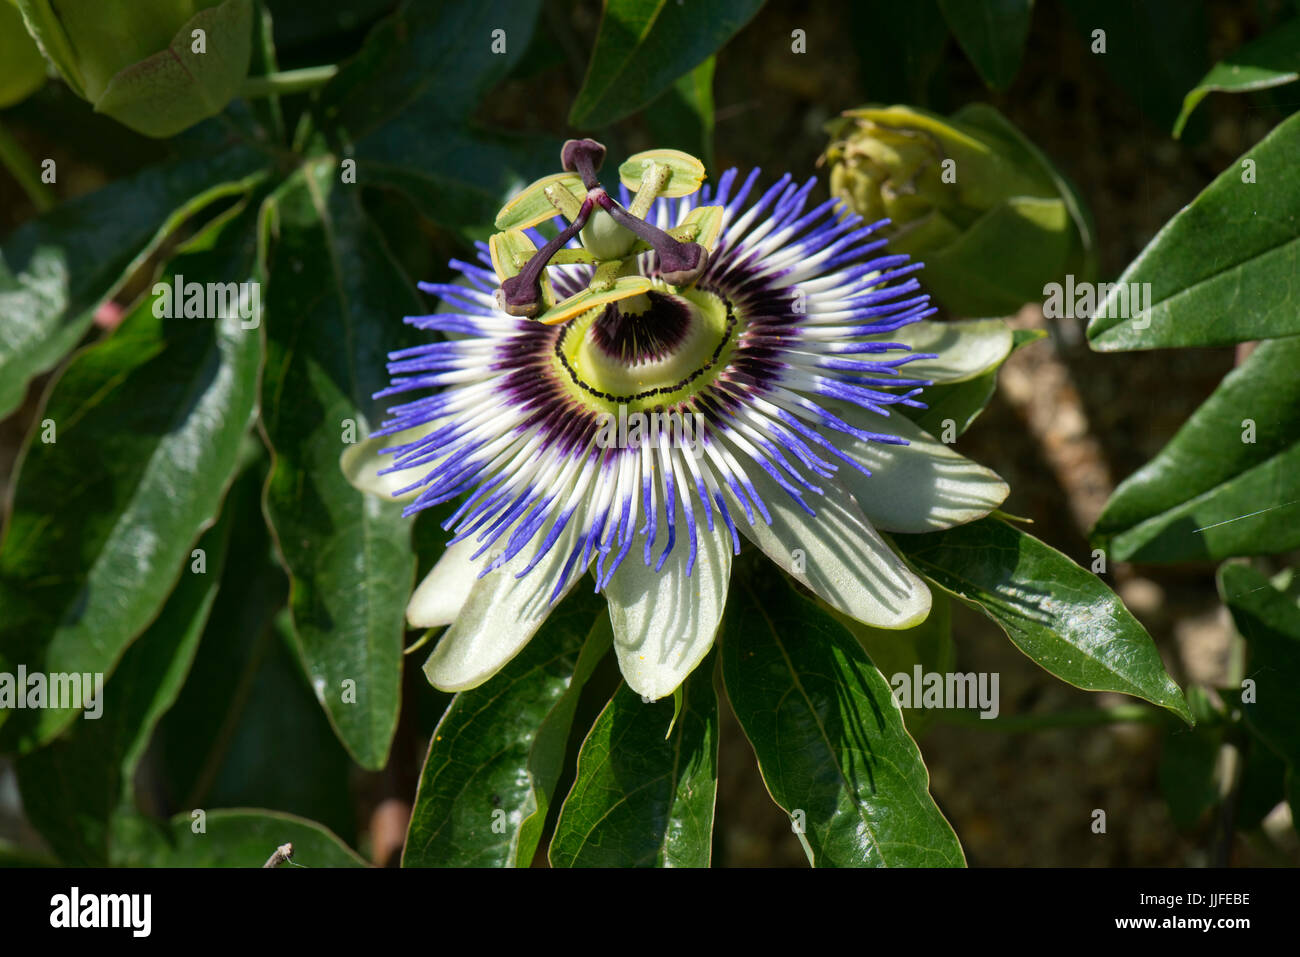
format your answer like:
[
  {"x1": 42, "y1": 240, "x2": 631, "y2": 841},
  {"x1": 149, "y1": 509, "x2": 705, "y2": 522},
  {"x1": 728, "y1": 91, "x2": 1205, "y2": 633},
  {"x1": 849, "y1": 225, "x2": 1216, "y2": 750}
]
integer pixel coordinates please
[
  {"x1": 0, "y1": 122, "x2": 53, "y2": 211},
  {"x1": 935, "y1": 703, "x2": 1167, "y2": 733},
  {"x1": 239, "y1": 65, "x2": 339, "y2": 99}
]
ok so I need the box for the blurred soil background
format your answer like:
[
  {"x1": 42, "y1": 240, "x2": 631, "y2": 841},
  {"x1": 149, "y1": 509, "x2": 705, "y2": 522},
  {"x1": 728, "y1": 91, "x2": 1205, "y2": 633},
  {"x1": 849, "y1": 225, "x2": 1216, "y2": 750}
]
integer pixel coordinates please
[{"x1": 3, "y1": 0, "x2": 1298, "y2": 866}]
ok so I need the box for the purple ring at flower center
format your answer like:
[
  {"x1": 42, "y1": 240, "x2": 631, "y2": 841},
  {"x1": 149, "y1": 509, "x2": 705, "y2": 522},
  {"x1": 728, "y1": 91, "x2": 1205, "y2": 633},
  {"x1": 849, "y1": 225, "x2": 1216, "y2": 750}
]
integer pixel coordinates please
[{"x1": 589, "y1": 291, "x2": 693, "y2": 364}]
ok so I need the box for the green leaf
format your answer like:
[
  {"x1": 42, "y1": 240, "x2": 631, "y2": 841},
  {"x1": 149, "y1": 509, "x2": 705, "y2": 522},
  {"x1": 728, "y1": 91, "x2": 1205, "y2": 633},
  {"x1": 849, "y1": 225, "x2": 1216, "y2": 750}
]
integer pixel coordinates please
[
  {"x1": 320, "y1": 0, "x2": 542, "y2": 140},
  {"x1": 316, "y1": 1, "x2": 556, "y2": 231},
  {"x1": 247, "y1": 0, "x2": 286, "y2": 145},
  {"x1": 155, "y1": 476, "x2": 355, "y2": 843},
  {"x1": 1159, "y1": 726, "x2": 1223, "y2": 829},
  {"x1": 0, "y1": 146, "x2": 265, "y2": 418},
  {"x1": 645, "y1": 56, "x2": 716, "y2": 172},
  {"x1": 0, "y1": 0, "x2": 45, "y2": 109},
  {"x1": 952, "y1": 102, "x2": 1098, "y2": 283},
  {"x1": 112, "y1": 809, "x2": 366, "y2": 867},
  {"x1": 1087, "y1": 111, "x2": 1300, "y2": 350},
  {"x1": 1174, "y1": 17, "x2": 1300, "y2": 138},
  {"x1": 1237, "y1": 735, "x2": 1289, "y2": 829},
  {"x1": 549, "y1": 662, "x2": 718, "y2": 868},
  {"x1": 896, "y1": 518, "x2": 1192, "y2": 722},
  {"x1": 260, "y1": 160, "x2": 418, "y2": 770},
  {"x1": 404, "y1": 588, "x2": 611, "y2": 868},
  {"x1": 1220, "y1": 563, "x2": 1300, "y2": 770},
  {"x1": 356, "y1": 125, "x2": 563, "y2": 233},
  {"x1": 568, "y1": 0, "x2": 765, "y2": 129},
  {"x1": 833, "y1": 591, "x2": 954, "y2": 736},
  {"x1": 721, "y1": 565, "x2": 964, "y2": 867},
  {"x1": 14, "y1": 509, "x2": 232, "y2": 865},
  {"x1": 0, "y1": 209, "x2": 264, "y2": 751},
  {"x1": 923, "y1": 194, "x2": 1072, "y2": 317},
  {"x1": 91, "y1": 0, "x2": 253, "y2": 139},
  {"x1": 163, "y1": 614, "x2": 360, "y2": 843},
  {"x1": 1059, "y1": 0, "x2": 1209, "y2": 136},
  {"x1": 210, "y1": 613, "x2": 360, "y2": 839},
  {"x1": 905, "y1": 327, "x2": 1044, "y2": 439},
  {"x1": 12, "y1": 0, "x2": 87, "y2": 98},
  {"x1": 849, "y1": 0, "x2": 951, "y2": 108},
  {"x1": 937, "y1": 0, "x2": 1034, "y2": 90},
  {"x1": 154, "y1": 463, "x2": 285, "y2": 805},
  {"x1": 1092, "y1": 336, "x2": 1300, "y2": 562}
]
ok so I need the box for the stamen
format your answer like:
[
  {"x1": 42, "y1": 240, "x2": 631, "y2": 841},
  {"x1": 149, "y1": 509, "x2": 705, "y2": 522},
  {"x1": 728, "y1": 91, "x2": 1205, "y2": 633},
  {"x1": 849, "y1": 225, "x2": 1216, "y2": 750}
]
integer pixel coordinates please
[
  {"x1": 498, "y1": 196, "x2": 595, "y2": 317},
  {"x1": 595, "y1": 192, "x2": 707, "y2": 286},
  {"x1": 495, "y1": 140, "x2": 716, "y2": 318},
  {"x1": 561, "y1": 138, "x2": 606, "y2": 190}
]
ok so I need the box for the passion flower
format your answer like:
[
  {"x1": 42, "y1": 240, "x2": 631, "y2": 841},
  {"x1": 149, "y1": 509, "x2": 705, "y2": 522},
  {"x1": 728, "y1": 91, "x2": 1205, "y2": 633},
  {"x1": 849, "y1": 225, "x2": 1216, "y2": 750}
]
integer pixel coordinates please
[{"x1": 345, "y1": 141, "x2": 1013, "y2": 701}]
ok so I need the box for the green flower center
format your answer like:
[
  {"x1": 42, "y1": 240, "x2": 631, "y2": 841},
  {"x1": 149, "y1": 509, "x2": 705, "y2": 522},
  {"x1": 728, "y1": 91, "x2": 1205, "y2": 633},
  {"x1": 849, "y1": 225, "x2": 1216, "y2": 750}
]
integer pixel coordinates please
[{"x1": 553, "y1": 287, "x2": 737, "y2": 414}]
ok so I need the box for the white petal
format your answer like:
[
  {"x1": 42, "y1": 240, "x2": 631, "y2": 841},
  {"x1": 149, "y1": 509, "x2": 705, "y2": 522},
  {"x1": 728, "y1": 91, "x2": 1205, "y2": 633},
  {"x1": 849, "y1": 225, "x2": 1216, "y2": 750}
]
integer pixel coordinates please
[
  {"x1": 406, "y1": 535, "x2": 479, "y2": 628},
  {"x1": 340, "y1": 421, "x2": 442, "y2": 502},
  {"x1": 827, "y1": 402, "x2": 1009, "y2": 533},
  {"x1": 890, "y1": 318, "x2": 1012, "y2": 383},
  {"x1": 422, "y1": 510, "x2": 590, "y2": 692},
  {"x1": 727, "y1": 454, "x2": 931, "y2": 629},
  {"x1": 604, "y1": 503, "x2": 732, "y2": 701}
]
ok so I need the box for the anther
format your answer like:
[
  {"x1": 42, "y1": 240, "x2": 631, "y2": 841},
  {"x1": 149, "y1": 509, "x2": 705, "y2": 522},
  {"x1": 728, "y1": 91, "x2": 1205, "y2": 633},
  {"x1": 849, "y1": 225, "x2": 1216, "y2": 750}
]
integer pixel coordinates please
[
  {"x1": 561, "y1": 139, "x2": 606, "y2": 190},
  {"x1": 498, "y1": 196, "x2": 596, "y2": 317}
]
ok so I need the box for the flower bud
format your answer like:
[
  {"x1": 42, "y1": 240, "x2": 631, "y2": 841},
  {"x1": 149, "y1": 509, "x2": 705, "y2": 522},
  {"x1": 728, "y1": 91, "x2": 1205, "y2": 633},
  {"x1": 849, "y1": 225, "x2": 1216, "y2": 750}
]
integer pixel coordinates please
[
  {"x1": 15, "y1": 0, "x2": 252, "y2": 137},
  {"x1": 0, "y1": 0, "x2": 46, "y2": 108},
  {"x1": 824, "y1": 103, "x2": 1093, "y2": 317}
]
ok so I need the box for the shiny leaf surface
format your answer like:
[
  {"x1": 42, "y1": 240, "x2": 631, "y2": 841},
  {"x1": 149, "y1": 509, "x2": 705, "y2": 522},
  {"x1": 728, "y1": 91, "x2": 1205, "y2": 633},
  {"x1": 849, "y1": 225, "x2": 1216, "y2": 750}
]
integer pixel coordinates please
[
  {"x1": 1220, "y1": 563, "x2": 1300, "y2": 769},
  {"x1": 1174, "y1": 17, "x2": 1300, "y2": 137},
  {"x1": 260, "y1": 160, "x2": 418, "y2": 770},
  {"x1": 569, "y1": 0, "x2": 764, "y2": 128},
  {"x1": 404, "y1": 588, "x2": 611, "y2": 867},
  {"x1": 721, "y1": 565, "x2": 963, "y2": 867},
  {"x1": 14, "y1": 511, "x2": 231, "y2": 864},
  {"x1": 1092, "y1": 336, "x2": 1300, "y2": 562},
  {"x1": 113, "y1": 809, "x2": 366, "y2": 867},
  {"x1": 1087, "y1": 112, "x2": 1300, "y2": 350},
  {"x1": 549, "y1": 662, "x2": 718, "y2": 867},
  {"x1": 897, "y1": 518, "x2": 1192, "y2": 722},
  {"x1": 937, "y1": 0, "x2": 1034, "y2": 90},
  {"x1": 0, "y1": 210, "x2": 263, "y2": 750},
  {"x1": 0, "y1": 146, "x2": 264, "y2": 417}
]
